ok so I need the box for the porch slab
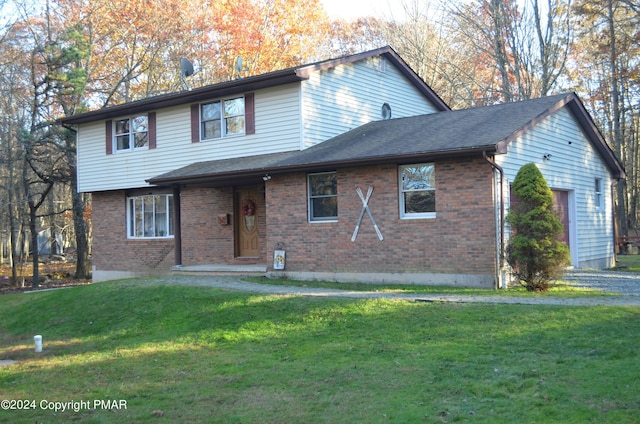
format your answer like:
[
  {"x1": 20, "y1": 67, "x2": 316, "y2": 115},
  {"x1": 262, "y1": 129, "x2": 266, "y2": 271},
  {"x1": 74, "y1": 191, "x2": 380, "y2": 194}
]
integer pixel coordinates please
[{"x1": 171, "y1": 264, "x2": 267, "y2": 275}]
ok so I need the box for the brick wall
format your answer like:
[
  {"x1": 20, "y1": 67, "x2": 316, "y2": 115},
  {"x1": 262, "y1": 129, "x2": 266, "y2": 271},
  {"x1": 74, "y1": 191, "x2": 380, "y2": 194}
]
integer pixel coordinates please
[
  {"x1": 92, "y1": 191, "x2": 175, "y2": 273},
  {"x1": 179, "y1": 186, "x2": 266, "y2": 265},
  {"x1": 266, "y1": 157, "x2": 497, "y2": 275},
  {"x1": 93, "y1": 157, "x2": 497, "y2": 278}
]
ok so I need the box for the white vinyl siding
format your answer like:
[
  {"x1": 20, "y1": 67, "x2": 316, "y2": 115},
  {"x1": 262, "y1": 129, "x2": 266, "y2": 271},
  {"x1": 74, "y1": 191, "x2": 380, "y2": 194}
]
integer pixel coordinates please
[
  {"x1": 301, "y1": 57, "x2": 440, "y2": 148},
  {"x1": 497, "y1": 107, "x2": 615, "y2": 269},
  {"x1": 76, "y1": 55, "x2": 442, "y2": 193},
  {"x1": 76, "y1": 85, "x2": 301, "y2": 192}
]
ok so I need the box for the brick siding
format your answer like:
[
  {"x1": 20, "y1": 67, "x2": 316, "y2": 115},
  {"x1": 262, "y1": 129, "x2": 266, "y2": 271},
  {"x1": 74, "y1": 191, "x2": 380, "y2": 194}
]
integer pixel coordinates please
[
  {"x1": 92, "y1": 157, "x2": 497, "y2": 278},
  {"x1": 179, "y1": 186, "x2": 266, "y2": 265},
  {"x1": 266, "y1": 157, "x2": 497, "y2": 275},
  {"x1": 92, "y1": 191, "x2": 175, "y2": 273}
]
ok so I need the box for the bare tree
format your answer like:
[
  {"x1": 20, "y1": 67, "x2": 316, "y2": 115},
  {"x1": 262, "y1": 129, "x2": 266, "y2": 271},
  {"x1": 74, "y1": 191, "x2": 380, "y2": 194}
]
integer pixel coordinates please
[
  {"x1": 571, "y1": 0, "x2": 640, "y2": 235},
  {"x1": 531, "y1": 0, "x2": 572, "y2": 95},
  {"x1": 445, "y1": 0, "x2": 572, "y2": 104}
]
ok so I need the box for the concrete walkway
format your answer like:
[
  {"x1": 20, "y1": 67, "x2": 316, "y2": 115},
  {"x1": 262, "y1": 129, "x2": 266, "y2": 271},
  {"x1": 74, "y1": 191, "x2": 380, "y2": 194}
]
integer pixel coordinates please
[{"x1": 151, "y1": 269, "x2": 640, "y2": 307}]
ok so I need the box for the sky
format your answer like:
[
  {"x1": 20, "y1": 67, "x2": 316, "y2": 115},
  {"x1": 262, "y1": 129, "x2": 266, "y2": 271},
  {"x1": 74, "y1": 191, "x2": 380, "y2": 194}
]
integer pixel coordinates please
[{"x1": 320, "y1": 0, "x2": 407, "y2": 21}]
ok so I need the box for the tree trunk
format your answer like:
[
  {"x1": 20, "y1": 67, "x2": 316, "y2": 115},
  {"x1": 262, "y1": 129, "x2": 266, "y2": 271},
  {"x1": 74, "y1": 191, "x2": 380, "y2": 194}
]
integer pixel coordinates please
[
  {"x1": 608, "y1": 0, "x2": 628, "y2": 237},
  {"x1": 8, "y1": 203, "x2": 19, "y2": 286},
  {"x1": 28, "y1": 201, "x2": 40, "y2": 289},
  {"x1": 72, "y1": 187, "x2": 90, "y2": 279}
]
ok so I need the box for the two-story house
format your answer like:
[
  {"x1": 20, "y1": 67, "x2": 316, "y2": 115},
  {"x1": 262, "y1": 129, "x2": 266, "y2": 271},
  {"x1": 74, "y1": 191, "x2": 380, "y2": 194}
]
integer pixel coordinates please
[{"x1": 59, "y1": 46, "x2": 624, "y2": 288}]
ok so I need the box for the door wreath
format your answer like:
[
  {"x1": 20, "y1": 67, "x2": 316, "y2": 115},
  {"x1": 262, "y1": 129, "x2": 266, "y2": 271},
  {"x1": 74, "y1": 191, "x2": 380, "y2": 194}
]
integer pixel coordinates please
[
  {"x1": 241, "y1": 198, "x2": 256, "y2": 231},
  {"x1": 241, "y1": 198, "x2": 256, "y2": 216}
]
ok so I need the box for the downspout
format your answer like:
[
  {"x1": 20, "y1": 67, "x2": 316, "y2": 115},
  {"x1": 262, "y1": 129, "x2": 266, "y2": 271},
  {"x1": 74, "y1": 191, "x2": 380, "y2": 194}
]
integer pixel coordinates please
[
  {"x1": 611, "y1": 181, "x2": 619, "y2": 263},
  {"x1": 483, "y1": 151, "x2": 504, "y2": 289}
]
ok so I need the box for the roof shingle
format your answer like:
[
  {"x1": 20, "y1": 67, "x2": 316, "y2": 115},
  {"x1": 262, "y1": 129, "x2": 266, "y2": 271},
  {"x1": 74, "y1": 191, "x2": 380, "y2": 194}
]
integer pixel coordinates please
[{"x1": 149, "y1": 93, "x2": 624, "y2": 185}]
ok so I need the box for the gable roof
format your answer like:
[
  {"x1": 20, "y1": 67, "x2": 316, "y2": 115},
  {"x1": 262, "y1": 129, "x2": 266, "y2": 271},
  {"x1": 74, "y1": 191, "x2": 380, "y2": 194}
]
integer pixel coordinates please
[
  {"x1": 148, "y1": 92, "x2": 624, "y2": 186},
  {"x1": 59, "y1": 46, "x2": 449, "y2": 125}
]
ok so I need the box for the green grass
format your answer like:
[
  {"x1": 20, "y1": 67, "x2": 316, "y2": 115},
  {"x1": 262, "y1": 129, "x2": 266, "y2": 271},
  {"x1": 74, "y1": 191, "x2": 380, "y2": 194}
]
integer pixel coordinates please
[
  {"x1": 616, "y1": 254, "x2": 640, "y2": 272},
  {"x1": 0, "y1": 280, "x2": 639, "y2": 423}
]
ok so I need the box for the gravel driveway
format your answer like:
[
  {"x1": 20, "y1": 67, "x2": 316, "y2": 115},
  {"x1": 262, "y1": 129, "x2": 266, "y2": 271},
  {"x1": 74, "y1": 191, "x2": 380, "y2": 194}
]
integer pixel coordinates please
[
  {"x1": 564, "y1": 269, "x2": 640, "y2": 296},
  {"x1": 156, "y1": 269, "x2": 640, "y2": 306}
]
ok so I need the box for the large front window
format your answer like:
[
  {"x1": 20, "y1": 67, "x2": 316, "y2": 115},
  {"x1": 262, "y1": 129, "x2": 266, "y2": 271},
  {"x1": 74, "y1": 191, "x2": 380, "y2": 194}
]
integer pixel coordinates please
[
  {"x1": 399, "y1": 163, "x2": 436, "y2": 218},
  {"x1": 308, "y1": 172, "x2": 338, "y2": 222},
  {"x1": 127, "y1": 194, "x2": 174, "y2": 238},
  {"x1": 114, "y1": 115, "x2": 148, "y2": 151},
  {"x1": 201, "y1": 96, "x2": 245, "y2": 140}
]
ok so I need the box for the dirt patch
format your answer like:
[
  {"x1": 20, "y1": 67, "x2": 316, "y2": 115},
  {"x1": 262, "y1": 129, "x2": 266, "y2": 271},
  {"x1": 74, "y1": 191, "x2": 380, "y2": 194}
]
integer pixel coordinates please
[{"x1": 0, "y1": 261, "x2": 91, "y2": 295}]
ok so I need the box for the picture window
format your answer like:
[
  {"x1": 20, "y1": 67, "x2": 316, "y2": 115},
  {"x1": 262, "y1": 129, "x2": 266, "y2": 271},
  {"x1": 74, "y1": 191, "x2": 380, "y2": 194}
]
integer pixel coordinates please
[{"x1": 127, "y1": 194, "x2": 174, "y2": 238}]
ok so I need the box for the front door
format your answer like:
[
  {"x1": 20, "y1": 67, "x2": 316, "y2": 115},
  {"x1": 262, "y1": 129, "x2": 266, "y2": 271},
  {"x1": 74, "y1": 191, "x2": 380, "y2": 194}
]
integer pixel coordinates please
[{"x1": 236, "y1": 187, "x2": 260, "y2": 257}]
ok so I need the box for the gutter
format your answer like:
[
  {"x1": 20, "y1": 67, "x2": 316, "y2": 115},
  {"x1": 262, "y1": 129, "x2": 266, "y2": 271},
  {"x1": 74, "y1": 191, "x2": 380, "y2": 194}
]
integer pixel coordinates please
[
  {"x1": 58, "y1": 71, "x2": 307, "y2": 125},
  {"x1": 483, "y1": 151, "x2": 505, "y2": 289},
  {"x1": 148, "y1": 146, "x2": 498, "y2": 186}
]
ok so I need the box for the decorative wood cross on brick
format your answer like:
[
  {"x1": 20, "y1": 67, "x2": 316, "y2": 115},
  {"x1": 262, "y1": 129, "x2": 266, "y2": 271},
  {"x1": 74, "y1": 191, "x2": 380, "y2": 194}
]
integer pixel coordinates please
[{"x1": 351, "y1": 185, "x2": 384, "y2": 242}]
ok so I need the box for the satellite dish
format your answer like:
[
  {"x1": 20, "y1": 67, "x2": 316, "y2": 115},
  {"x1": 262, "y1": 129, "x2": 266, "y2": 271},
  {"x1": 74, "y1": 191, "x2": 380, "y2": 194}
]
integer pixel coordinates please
[
  {"x1": 180, "y1": 57, "x2": 195, "y2": 77},
  {"x1": 234, "y1": 56, "x2": 249, "y2": 79},
  {"x1": 179, "y1": 57, "x2": 197, "y2": 91}
]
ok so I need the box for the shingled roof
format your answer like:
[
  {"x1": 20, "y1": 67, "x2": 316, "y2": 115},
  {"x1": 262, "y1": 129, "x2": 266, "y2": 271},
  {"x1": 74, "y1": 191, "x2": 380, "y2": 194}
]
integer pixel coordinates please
[
  {"x1": 59, "y1": 46, "x2": 448, "y2": 125},
  {"x1": 148, "y1": 92, "x2": 624, "y2": 186}
]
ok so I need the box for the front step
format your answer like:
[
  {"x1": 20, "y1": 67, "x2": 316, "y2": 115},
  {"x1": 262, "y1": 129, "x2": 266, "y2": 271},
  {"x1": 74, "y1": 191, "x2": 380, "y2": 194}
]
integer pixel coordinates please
[{"x1": 171, "y1": 264, "x2": 267, "y2": 276}]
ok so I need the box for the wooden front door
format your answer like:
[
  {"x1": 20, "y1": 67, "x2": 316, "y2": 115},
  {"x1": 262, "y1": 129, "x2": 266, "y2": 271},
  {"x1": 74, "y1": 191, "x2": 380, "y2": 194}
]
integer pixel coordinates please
[{"x1": 236, "y1": 187, "x2": 260, "y2": 257}]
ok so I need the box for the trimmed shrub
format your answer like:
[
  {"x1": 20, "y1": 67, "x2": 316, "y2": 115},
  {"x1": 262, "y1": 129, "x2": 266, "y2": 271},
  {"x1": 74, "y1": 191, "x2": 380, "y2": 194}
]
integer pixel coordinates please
[{"x1": 506, "y1": 163, "x2": 570, "y2": 291}]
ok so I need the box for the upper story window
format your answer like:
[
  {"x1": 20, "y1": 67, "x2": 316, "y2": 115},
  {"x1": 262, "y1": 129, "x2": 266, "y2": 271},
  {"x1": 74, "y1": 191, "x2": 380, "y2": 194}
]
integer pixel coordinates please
[
  {"x1": 201, "y1": 96, "x2": 245, "y2": 140},
  {"x1": 595, "y1": 178, "x2": 603, "y2": 208},
  {"x1": 127, "y1": 194, "x2": 174, "y2": 238},
  {"x1": 399, "y1": 163, "x2": 436, "y2": 219},
  {"x1": 308, "y1": 172, "x2": 338, "y2": 222},
  {"x1": 190, "y1": 93, "x2": 254, "y2": 143},
  {"x1": 105, "y1": 112, "x2": 155, "y2": 155},
  {"x1": 114, "y1": 115, "x2": 149, "y2": 151}
]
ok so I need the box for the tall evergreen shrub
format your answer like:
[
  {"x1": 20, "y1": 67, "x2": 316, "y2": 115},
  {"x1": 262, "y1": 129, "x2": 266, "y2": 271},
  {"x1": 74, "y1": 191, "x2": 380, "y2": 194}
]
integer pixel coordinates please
[{"x1": 506, "y1": 163, "x2": 570, "y2": 291}]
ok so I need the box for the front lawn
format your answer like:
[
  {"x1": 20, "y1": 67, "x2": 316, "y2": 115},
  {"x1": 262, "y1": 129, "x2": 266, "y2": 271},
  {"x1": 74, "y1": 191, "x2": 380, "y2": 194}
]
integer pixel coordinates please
[
  {"x1": 0, "y1": 280, "x2": 638, "y2": 423},
  {"x1": 616, "y1": 254, "x2": 640, "y2": 272}
]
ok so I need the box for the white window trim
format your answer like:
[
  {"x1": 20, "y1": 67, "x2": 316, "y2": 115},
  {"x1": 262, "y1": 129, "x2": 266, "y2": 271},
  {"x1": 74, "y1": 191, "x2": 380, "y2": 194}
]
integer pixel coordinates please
[
  {"x1": 200, "y1": 96, "x2": 246, "y2": 141},
  {"x1": 113, "y1": 114, "x2": 149, "y2": 153},
  {"x1": 126, "y1": 194, "x2": 174, "y2": 239},
  {"x1": 399, "y1": 163, "x2": 436, "y2": 220},
  {"x1": 595, "y1": 178, "x2": 603, "y2": 209},
  {"x1": 308, "y1": 171, "x2": 338, "y2": 223}
]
